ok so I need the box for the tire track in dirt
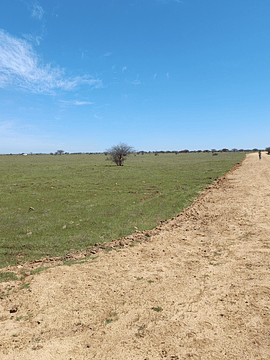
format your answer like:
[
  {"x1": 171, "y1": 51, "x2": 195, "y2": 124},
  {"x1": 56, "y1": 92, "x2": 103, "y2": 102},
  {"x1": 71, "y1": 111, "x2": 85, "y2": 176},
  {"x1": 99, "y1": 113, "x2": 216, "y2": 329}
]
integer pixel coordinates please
[{"x1": 0, "y1": 153, "x2": 269, "y2": 359}]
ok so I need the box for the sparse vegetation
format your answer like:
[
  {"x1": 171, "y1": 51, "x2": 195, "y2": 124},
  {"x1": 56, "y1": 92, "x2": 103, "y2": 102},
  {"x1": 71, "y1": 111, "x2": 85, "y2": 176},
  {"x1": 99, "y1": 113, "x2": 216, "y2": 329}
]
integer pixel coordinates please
[
  {"x1": 152, "y1": 307, "x2": 163, "y2": 312},
  {"x1": 135, "y1": 324, "x2": 146, "y2": 337},
  {"x1": 30, "y1": 267, "x2": 49, "y2": 276},
  {"x1": 0, "y1": 152, "x2": 245, "y2": 268},
  {"x1": 0, "y1": 272, "x2": 18, "y2": 282},
  {"x1": 20, "y1": 283, "x2": 30, "y2": 290}
]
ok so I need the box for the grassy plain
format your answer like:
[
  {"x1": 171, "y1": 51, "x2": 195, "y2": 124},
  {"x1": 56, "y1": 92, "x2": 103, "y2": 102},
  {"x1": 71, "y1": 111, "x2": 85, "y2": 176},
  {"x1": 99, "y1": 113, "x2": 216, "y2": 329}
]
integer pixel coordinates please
[{"x1": 0, "y1": 152, "x2": 245, "y2": 268}]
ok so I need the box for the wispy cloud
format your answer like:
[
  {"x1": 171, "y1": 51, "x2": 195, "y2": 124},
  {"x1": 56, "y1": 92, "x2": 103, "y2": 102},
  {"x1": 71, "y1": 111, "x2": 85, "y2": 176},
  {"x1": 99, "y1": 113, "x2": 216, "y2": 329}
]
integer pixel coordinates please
[
  {"x1": 80, "y1": 49, "x2": 89, "y2": 60},
  {"x1": 20, "y1": 0, "x2": 45, "y2": 20},
  {"x1": 132, "y1": 79, "x2": 141, "y2": 85},
  {"x1": 23, "y1": 33, "x2": 43, "y2": 46},
  {"x1": 156, "y1": 0, "x2": 183, "y2": 3},
  {"x1": 74, "y1": 101, "x2": 94, "y2": 106},
  {"x1": 59, "y1": 100, "x2": 94, "y2": 106},
  {"x1": 52, "y1": 4, "x2": 60, "y2": 18},
  {"x1": 0, "y1": 30, "x2": 102, "y2": 94},
  {"x1": 31, "y1": 1, "x2": 45, "y2": 20},
  {"x1": 103, "y1": 52, "x2": 113, "y2": 57},
  {"x1": 122, "y1": 66, "x2": 127, "y2": 72},
  {"x1": 19, "y1": 1, "x2": 46, "y2": 45}
]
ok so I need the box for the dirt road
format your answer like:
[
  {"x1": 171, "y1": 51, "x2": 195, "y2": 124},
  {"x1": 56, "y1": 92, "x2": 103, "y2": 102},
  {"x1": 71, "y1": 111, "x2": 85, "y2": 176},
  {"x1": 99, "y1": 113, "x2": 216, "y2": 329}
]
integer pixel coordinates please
[{"x1": 0, "y1": 152, "x2": 269, "y2": 359}]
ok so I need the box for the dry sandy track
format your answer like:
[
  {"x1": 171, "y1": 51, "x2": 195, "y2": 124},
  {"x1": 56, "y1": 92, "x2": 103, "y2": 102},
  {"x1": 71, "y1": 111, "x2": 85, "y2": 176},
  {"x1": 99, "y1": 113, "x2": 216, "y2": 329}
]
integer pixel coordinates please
[{"x1": 0, "y1": 153, "x2": 270, "y2": 359}]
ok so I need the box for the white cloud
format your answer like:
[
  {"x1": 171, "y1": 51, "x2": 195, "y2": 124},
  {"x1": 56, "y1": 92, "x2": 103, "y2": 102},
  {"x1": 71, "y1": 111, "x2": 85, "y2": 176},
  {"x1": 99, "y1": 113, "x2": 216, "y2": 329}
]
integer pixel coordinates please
[
  {"x1": 20, "y1": 0, "x2": 45, "y2": 20},
  {"x1": 59, "y1": 100, "x2": 94, "y2": 106},
  {"x1": 156, "y1": 0, "x2": 183, "y2": 3},
  {"x1": 132, "y1": 79, "x2": 141, "y2": 85},
  {"x1": 52, "y1": 4, "x2": 60, "y2": 18},
  {"x1": 122, "y1": 66, "x2": 127, "y2": 72},
  {"x1": 103, "y1": 52, "x2": 112, "y2": 57},
  {"x1": 131, "y1": 74, "x2": 141, "y2": 85},
  {"x1": 23, "y1": 33, "x2": 43, "y2": 46},
  {"x1": 20, "y1": 1, "x2": 47, "y2": 47},
  {"x1": 31, "y1": 1, "x2": 45, "y2": 20},
  {"x1": 0, "y1": 30, "x2": 102, "y2": 94},
  {"x1": 74, "y1": 100, "x2": 94, "y2": 106},
  {"x1": 80, "y1": 50, "x2": 87, "y2": 60}
]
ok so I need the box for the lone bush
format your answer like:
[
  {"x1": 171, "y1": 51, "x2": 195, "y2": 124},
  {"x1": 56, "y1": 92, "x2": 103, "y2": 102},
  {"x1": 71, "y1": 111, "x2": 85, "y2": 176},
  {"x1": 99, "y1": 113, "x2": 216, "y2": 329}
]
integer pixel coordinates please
[{"x1": 106, "y1": 143, "x2": 134, "y2": 166}]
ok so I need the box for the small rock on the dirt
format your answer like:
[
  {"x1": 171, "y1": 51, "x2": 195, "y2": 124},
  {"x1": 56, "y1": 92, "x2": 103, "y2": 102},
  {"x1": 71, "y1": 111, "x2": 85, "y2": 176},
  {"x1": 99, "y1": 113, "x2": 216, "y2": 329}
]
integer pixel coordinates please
[{"x1": 10, "y1": 306, "x2": 18, "y2": 313}]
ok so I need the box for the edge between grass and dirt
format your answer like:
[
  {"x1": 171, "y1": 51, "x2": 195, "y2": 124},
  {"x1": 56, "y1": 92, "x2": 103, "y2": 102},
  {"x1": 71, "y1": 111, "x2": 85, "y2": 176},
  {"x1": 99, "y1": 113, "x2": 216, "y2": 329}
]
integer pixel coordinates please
[
  {"x1": 0, "y1": 156, "x2": 246, "y2": 301},
  {"x1": 1, "y1": 152, "x2": 270, "y2": 359}
]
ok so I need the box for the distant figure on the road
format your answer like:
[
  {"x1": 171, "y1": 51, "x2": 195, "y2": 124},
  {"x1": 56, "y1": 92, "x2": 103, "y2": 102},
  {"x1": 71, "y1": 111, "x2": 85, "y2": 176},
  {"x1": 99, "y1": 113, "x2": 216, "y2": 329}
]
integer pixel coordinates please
[{"x1": 259, "y1": 150, "x2": 262, "y2": 160}]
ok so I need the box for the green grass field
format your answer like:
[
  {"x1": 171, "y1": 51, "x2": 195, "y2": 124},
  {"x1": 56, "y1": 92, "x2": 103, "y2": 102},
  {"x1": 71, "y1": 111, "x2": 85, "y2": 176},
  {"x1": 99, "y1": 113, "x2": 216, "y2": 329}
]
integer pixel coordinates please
[{"x1": 0, "y1": 152, "x2": 245, "y2": 268}]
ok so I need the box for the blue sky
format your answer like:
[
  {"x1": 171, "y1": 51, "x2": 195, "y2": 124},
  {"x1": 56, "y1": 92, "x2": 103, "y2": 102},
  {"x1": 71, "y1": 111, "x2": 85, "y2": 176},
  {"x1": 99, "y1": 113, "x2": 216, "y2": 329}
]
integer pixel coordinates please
[{"x1": 0, "y1": 0, "x2": 269, "y2": 153}]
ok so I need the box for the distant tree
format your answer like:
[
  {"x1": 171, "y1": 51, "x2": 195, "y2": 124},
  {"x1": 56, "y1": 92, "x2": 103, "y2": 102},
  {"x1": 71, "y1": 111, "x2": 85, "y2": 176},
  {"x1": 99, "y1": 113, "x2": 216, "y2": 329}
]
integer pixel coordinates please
[
  {"x1": 55, "y1": 150, "x2": 64, "y2": 155},
  {"x1": 232, "y1": 148, "x2": 238, "y2": 152},
  {"x1": 222, "y1": 148, "x2": 229, "y2": 152},
  {"x1": 266, "y1": 147, "x2": 270, "y2": 155},
  {"x1": 106, "y1": 143, "x2": 134, "y2": 166}
]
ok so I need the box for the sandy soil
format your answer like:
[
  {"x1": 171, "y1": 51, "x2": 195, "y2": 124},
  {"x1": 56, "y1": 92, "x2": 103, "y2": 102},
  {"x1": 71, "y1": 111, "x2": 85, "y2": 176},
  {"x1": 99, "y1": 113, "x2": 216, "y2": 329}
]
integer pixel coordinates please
[{"x1": 0, "y1": 152, "x2": 269, "y2": 360}]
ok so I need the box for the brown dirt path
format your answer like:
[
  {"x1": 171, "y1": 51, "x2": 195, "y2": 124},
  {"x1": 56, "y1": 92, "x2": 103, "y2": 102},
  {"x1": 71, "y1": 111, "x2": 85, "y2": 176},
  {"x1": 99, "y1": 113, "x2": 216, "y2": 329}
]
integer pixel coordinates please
[{"x1": 0, "y1": 152, "x2": 270, "y2": 359}]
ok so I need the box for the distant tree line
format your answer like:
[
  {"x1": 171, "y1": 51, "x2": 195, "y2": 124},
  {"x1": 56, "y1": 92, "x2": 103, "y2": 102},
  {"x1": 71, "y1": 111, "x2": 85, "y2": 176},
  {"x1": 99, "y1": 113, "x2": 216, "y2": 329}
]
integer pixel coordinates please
[{"x1": 2, "y1": 147, "x2": 270, "y2": 156}]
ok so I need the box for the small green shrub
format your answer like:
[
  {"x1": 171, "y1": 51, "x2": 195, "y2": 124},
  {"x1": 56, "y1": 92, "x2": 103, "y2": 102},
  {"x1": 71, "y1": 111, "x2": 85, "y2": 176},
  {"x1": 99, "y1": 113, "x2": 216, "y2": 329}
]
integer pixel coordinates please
[{"x1": 152, "y1": 307, "x2": 163, "y2": 312}]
